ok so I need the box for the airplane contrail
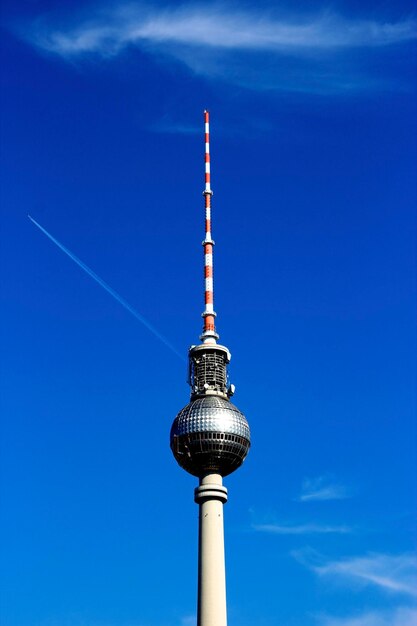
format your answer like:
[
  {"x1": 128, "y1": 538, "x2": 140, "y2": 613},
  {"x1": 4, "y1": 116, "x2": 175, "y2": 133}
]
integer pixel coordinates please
[{"x1": 28, "y1": 215, "x2": 185, "y2": 362}]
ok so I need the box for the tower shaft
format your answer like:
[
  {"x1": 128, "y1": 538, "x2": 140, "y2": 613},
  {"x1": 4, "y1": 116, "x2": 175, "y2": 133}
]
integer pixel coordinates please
[{"x1": 195, "y1": 474, "x2": 228, "y2": 626}]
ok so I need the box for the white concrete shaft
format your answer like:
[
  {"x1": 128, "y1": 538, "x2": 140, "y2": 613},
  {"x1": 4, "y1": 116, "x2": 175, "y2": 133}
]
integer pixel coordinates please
[{"x1": 194, "y1": 474, "x2": 228, "y2": 626}]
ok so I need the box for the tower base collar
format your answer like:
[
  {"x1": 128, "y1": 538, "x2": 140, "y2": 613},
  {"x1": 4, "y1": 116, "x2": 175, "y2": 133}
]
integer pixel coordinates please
[{"x1": 195, "y1": 475, "x2": 228, "y2": 504}]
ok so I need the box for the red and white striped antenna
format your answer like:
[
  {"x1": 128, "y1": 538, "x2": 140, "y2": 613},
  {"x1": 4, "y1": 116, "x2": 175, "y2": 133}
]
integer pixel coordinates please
[{"x1": 200, "y1": 110, "x2": 219, "y2": 344}]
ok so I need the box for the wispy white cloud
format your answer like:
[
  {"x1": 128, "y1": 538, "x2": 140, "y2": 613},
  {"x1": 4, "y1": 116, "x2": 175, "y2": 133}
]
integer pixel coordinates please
[
  {"x1": 17, "y1": 3, "x2": 417, "y2": 93},
  {"x1": 180, "y1": 616, "x2": 196, "y2": 626},
  {"x1": 27, "y1": 4, "x2": 416, "y2": 57},
  {"x1": 297, "y1": 475, "x2": 351, "y2": 502},
  {"x1": 253, "y1": 522, "x2": 351, "y2": 535},
  {"x1": 318, "y1": 606, "x2": 417, "y2": 626},
  {"x1": 294, "y1": 550, "x2": 417, "y2": 597},
  {"x1": 150, "y1": 120, "x2": 200, "y2": 135}
]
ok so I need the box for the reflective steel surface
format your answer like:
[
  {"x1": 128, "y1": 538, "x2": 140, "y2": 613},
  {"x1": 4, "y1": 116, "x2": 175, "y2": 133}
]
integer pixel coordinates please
[
  {"x1": 172, "y1": 396, "x2": 250, "y2": 439},
  {"x1": 170, "y1": 396, "x2": 250, "y2": 477}
]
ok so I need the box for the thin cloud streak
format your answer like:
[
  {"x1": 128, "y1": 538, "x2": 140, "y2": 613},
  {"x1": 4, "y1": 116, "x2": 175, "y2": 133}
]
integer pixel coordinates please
[
  {"x1": 28, "y1": 5, "x2": 416, "y2": 57},
  {"x1": 28, "y1": 215, "x2": 185, "y2": 362},
  {"x1": 295, "y1": 550, "x2": 417, "y2": 597},
  {"x1": 150, "y1": 120, "x2": 200, "y2": 135},
  {"x1": 319, "y1": 606, "x2": 417, "y2": 626},
  {"x1": 297, "y1": 475, "x2": 351, "y2": 502},
  {"x1": 253, "y1": 523, "x2": 351, "y2": 535}
]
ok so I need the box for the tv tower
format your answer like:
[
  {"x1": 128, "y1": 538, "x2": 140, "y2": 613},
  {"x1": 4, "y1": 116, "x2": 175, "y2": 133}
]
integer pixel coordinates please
[{"x1": 170, "y1": 111, "x2": 251, "y2": 626}]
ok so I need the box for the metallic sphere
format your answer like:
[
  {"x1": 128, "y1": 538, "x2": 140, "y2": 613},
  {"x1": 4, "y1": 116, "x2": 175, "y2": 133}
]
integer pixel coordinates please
[{"x1": 170, "y1": 395, "x2": 250, "y2": 477}]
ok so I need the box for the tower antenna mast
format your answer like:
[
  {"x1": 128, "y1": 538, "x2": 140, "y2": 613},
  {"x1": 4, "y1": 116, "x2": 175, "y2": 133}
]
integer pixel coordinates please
[{"x1": 201, "y1": 110, "x2": 218, "y2": 344}]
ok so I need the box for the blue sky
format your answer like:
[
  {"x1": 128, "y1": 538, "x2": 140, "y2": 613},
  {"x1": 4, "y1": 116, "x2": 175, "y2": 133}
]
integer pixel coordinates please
[{"x1": 0, "y1": 1, "x2": 416, "y2": 625}]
